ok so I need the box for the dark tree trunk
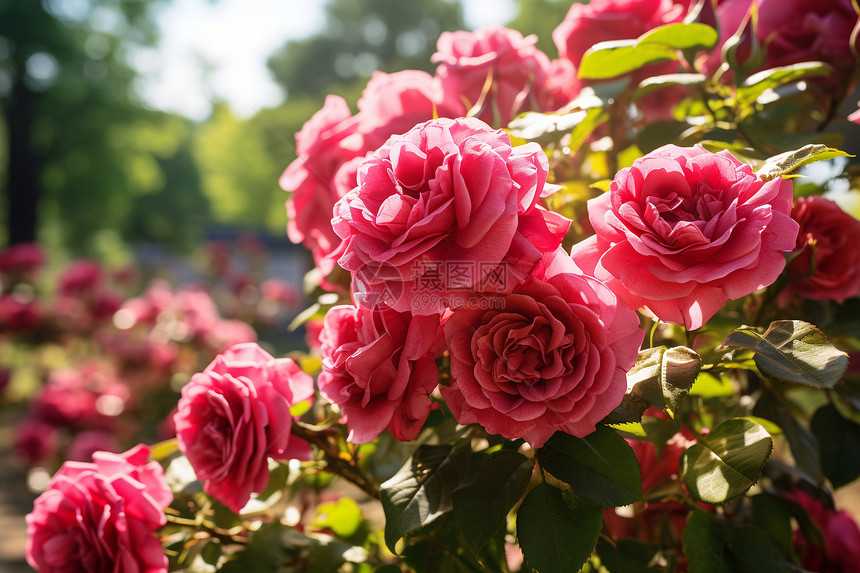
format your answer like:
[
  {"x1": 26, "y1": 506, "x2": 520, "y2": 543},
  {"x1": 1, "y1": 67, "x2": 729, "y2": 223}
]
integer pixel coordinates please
[{"x1": 5, "y1": 79, "x2": 40, "y2": 245}]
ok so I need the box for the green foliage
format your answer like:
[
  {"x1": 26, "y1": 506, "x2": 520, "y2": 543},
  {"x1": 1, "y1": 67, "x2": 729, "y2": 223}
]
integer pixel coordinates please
[
  {"x1": 681, "y1": 419, "x2": 773, "y2": 504},
  {"x1": 811, "y1": 404, "x2": 860, "y2": 488},
  {"x1": 538, "y1": 427, "x2": 643, "y2": 507},
  {"x1": 722, "y1": 321, "x2": 849, "y2": 388},
  {"x1": 517, "y1": 483, "x2": 602, "y2": 573}
]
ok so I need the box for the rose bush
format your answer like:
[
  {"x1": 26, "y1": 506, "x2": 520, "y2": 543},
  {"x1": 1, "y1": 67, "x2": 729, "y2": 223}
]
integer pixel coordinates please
[
  {"x1": 572, "y1": 144, "x2": 799, "y2": 329},
  {"x1": 441, "y1": 250, "x2": 643, "y2": 447},
  {"x1": 319, "y1": 305, "x2": 443, "y2": 443},
  {"x1": 174, "y1": 342, "x2": 314, "y2": 512},
  {"x1": 331, "y1": 116, "x2": 570, "y2": 315},
  {"x1": 26, "y1": 445, "x2": 171, "y2": 573}
]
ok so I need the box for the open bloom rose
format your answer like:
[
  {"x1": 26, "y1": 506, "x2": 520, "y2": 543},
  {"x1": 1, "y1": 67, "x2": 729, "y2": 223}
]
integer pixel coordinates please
[
  {"x1": 331, "y1": 117, "x2": 570, "y2": 315},
  {"x1": 432, "y1": 27, "x2": 560, "y2": 126},
  {"x1": 572, "y1": 144, "x2": 798, "y2": 330},
  {"x1": 26, "y1": 444, "x2": 172, "y2": 573},
  {"x1": 174, "y1": 343, "x2": 314, "y2": 512},
  {"x1": 440, "y1": 250, "x2": 643, "y2": 447},
  {"x1": 319, "y1": 305, "x2": 443, "y2": 443},
  {"x1": 780, "y1": 196, "x2": 860, "y2": 304},
  {"x1": 783, "y1": 488, "x2": 860, "y2": 572}
]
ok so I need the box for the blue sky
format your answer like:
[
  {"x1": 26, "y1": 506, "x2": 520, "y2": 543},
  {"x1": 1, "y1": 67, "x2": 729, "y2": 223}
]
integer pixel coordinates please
[{"x1": 135, "y1": 0, "x2": 517, "y2": 120}]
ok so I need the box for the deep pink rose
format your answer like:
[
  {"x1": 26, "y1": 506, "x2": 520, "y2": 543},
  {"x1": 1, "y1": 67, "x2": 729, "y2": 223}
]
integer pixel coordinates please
[
  {"x1": 318, "y1": 305, "x2": 442, "y2": 443},
  {"x1": 553, "y1": 0, "x2": 690, "y2": 69},
  {"x1": 0, "y1": 295, "x2": 42, "y2": 332},
  {"x1": 58, "y1": 259, "x2": 104, "y2": 296},
  {"x1": 174, "y1": 343, "x2": 314, "y2": 512},
  {"x1": 14, "y1": 418, "x2": 59, "y2": 466},
  {"x1": 703, "y1": 0, "x2": 858, "y2": 91},
  {"x1": 280, "y1": 95, "x2": 365, "y2": 271},
  {"x1": 431, "y1": 27, "x2": 561, "y2": 126},
  {"x1": 784, "y1": 489, "x2": 860, "y2": 572},
  {"x1": 331, "y1": 117, "x2": 570, "y2": 315},
  {"x1": 34, "y1": 366, "x2": 128, "y2": 430},
  {"x1": 780, "y1": 196, "x2": 860, "y2": 304},
  {"x1": 26, "y1": 444, "x2": 172, "y2": 573},
  {"x1": 0, "y1": 242, "x2": 45, "y2": 277},
  {"x1": 849, "y1": 102, "x2": 860, "y2": 123},
  {"x1": 572, "y1": 144, "x2": 798, "y2": 330},
  {"x1": 440, "y1": 250, "x2": 643, "y2": 447},
  {"x1": 355, "y1": 70, "x2": 458, "y2": 150},
  {"x1": 65, "y1": 430, "x2": 119, "y2": 462}
]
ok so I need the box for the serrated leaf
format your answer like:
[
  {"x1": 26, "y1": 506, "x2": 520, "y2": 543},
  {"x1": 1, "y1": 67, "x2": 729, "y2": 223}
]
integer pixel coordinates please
[
  {"x1": 810, "y1": 404, "x2": 860, "y2": 488},
  {"x1": 579, "y1": 40, "x2": 677, "y2": 80},
  {"x1": 635, "y1": 73, "x2": 707, "y2": 98},
  {"x1": 722, "y1": 321, "x2": 849, "y2": 388},
  {"x1": 516, "y1": 483, "x2": 602, "y2": 573},
  {"x1": 738, "y1": 62, "x2": 833, "y2": 103},
  {"x1": 681, "y1": 418, "x2": 773, "y2": 504},
  {"x1": 639, "y1": 22, "x2": 719, "y2": 51},
  {"x1": 453, "y1": 450, "x2": 534, "y2": 555},
  {"x1": 683, "y1": 510, "x2": 731, "y2": 573},
  {"x1": 756, "y1": 145, "x2": 854, "y2": 181},
  {"x1": 538, "y1": 427, "x2": 642, "y2": 507},
  {"x1": 380, "y1": 444, "x2": 469, "y2": 553}
]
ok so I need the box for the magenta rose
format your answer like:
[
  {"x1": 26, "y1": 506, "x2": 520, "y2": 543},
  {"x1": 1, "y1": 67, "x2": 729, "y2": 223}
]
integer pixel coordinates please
[
  {"x1": 553, "y1": 0, "x2": 689, "y2": 70},
  {"x1": 174, "y1": 342, "x2": 314, "y2": 512},
  {"x1": 572, "y1": 144, "x2": 798, "y2": 330},
  {"x1": 784, "y1": 489, "x2": 860, "y2": 572},
  {"x1": 330, "y1": 117, "x2": 570, "y2": 315},
  {"x1": 780, "y1": 196, "x2": 860, "y2": 304},
  {"x1": 440, "y1": 250, "x2": 644, "y2": 447},
  {"x1": 431, "y1": 27, "x2": 560, "y2": 126},
  {"x1": 26, "y1": 444, "x2": 172, "y2": 573},
  {"x1": 706, "y1": 0, "x2": 858, "y2": 87},
  {"x1": 319, "y1": 304, "x2": 442, "y2": 443},
  {"x1": 280, "y1": 95, "x2": 365, "y2": 272}
]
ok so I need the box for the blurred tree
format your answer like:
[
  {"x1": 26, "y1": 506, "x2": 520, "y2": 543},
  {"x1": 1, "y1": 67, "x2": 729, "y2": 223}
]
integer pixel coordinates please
[
  {"x1": 267, "y1": 0, "x2": 465, "y2": 99},
  {"x1": 0, "y1": 0, "x2": 205, "y2": 252},
  {"x1": 506, "y1": 0, "x2": 581, "y2": 57}
]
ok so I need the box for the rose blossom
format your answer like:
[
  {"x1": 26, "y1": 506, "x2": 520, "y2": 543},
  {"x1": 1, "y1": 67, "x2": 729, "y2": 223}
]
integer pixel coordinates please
[
  {"x1": 780, "y1": 196, "x2": 860, "y2": 304},
  {"x1": 431, "y1": 27, "x2": 561, "y2": 126},
  {"x1": 783, "y1": 489, "x2": 860, "y2": 572},
  {"x1": 706, "y1": 0, "x2": 858, "y2": 88},
  {"x1": 26, "y1": 444, "x2": 172, "y2": 573},
  {"x1": 280, "y1": 95, "x2": 365, "y2": 272},
  {"x1": 440, "y1": 249, "x2": 643, "y2": 447},
  {"x1": 319, "y1": 304, "x2": 443, "y2": 443},
  {"x1": 572, "y1": 144, "x2": 798, "y2": 330},
  {"x1": 174, "y1": 343, "x2": 314, "y2": 512},
  {"x1": 330, "y1": 117, "x2": 570, "y2": 315}
]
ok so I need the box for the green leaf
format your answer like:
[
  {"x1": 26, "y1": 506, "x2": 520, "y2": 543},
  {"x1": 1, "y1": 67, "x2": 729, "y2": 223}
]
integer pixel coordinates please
[
  {"x1": 453, "y1": 450, "x2": 534, "y2": 555},
  {"x1": 579, "y1": 41, "x2": 677, "y2": 80},
  {"x1": 750, "y1": 494, "x2": 794, "y2": 558},
  {"x1": 810, "y1": 404, "x2": 860, "y2": 488},
  {"x1": 635, "y1": 120, "x2": 696, "y2": 153},
  {"x1": 605, "y1": 346, "x2": 702, "y2": 424},
  {"x1": 380, "y1": 444, "x2": 470, "y2": 553},
  {"x1": 775, "y1": 408, "x2": 823, "y2": 485},
  {"x1": 149, "y1": 438, "x2": 179, "y2": 461},
  {"x1": 538, "y1": 427, "x2": 643, "y2": 507},
  {"x1": 738, "y1": 62, "x2": 833, "y2": 103},
  {"x1": 683, "y1": 510, "x2": 731, "y2": 573},
  {"x1": 314, "y1": 497, "x2": 364, "y2": 538},
  {"x1": 596, "y1": 539, "x2": 662, "y2": 573},
  {"x1": 722, "y1": 321, "x2": 849, "y2": 388},
  {"x1": 680, "y1": 418, "x2": 773, "y2": 504},
  {"x1": 756, "y1": 145, "x2": 854, "y2": 181},
  {"x1": 508, "y1": 111, "x2": 594, "y2": 147},
  {"x1": 690, "y1": 372, "x2": 735, "y2": 398},
  {"x1": 634, "y1": 72, "x2": 707, "y2": 98},
  {"x1": 639, "y1": 22, "x2": 719, "y2": 51},
  {"x1": 725, "y1": 525, "x2": 809, "y2": 572},
  {"x1": 516, "y1": 483, "x2": 602, "y2": 573}
]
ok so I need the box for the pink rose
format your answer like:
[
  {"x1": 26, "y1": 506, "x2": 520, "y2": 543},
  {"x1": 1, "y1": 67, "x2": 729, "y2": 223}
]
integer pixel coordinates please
[
  {"x1": 58, "y1": 259, "x2": 104, "y2": 296},
  {"x1": 355, "y1": 70, "x2": 458, "y2": 150},
  {"x1": 0, "y1": 295, "x2": 42, "y2": 332},
  {"x1": 318, "y1": 305, "x2": 442, "y2": 443},
  {"x1": 0, "y1": 242, "x2": 45, "y2": 277},
  {"x1": 330, "y1": 117, "x2": 570, "y2": 315},
  {"x1": 784, "y1": 488, "x2": 860, "y2": 572},
  {"x1": 14, "y1": 418, "x2": 59, "y2": 466},
  {"x1": 280, "y1": 95, "x2": 365, "y2": 272},
  {"x1": 572, "y1": 144, "x2": 798, "y2": 330},
  {"x1": 26, "y1": 444, "x2": 172, "y2": 573},
  {"x1": 174, "y1": 343, "x2": 314, "y2": 512},
  {"x1": 65, "y1": 430, "x2": 119, "y2": 462},
  {"x1": 440, "y1": 250, "x2": 644, "y2": 447},
  {"x1": 553, "y1": 0, "x2": 690, "y2": 69},
  {"x1": 780, "y1": 196, "x2": 860, "y2": 304},
  {"x1": 431, "y1": 27, "x2": 561, "y2": 126},
  {"x1": 707, "y1": 0, "x2": 858, "y2": 86}
]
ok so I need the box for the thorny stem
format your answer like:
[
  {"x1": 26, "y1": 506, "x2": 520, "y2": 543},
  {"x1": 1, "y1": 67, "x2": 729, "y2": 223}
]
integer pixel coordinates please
[{"x1": 290, "y1": 421, "x2": 381, "y2": 499}]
